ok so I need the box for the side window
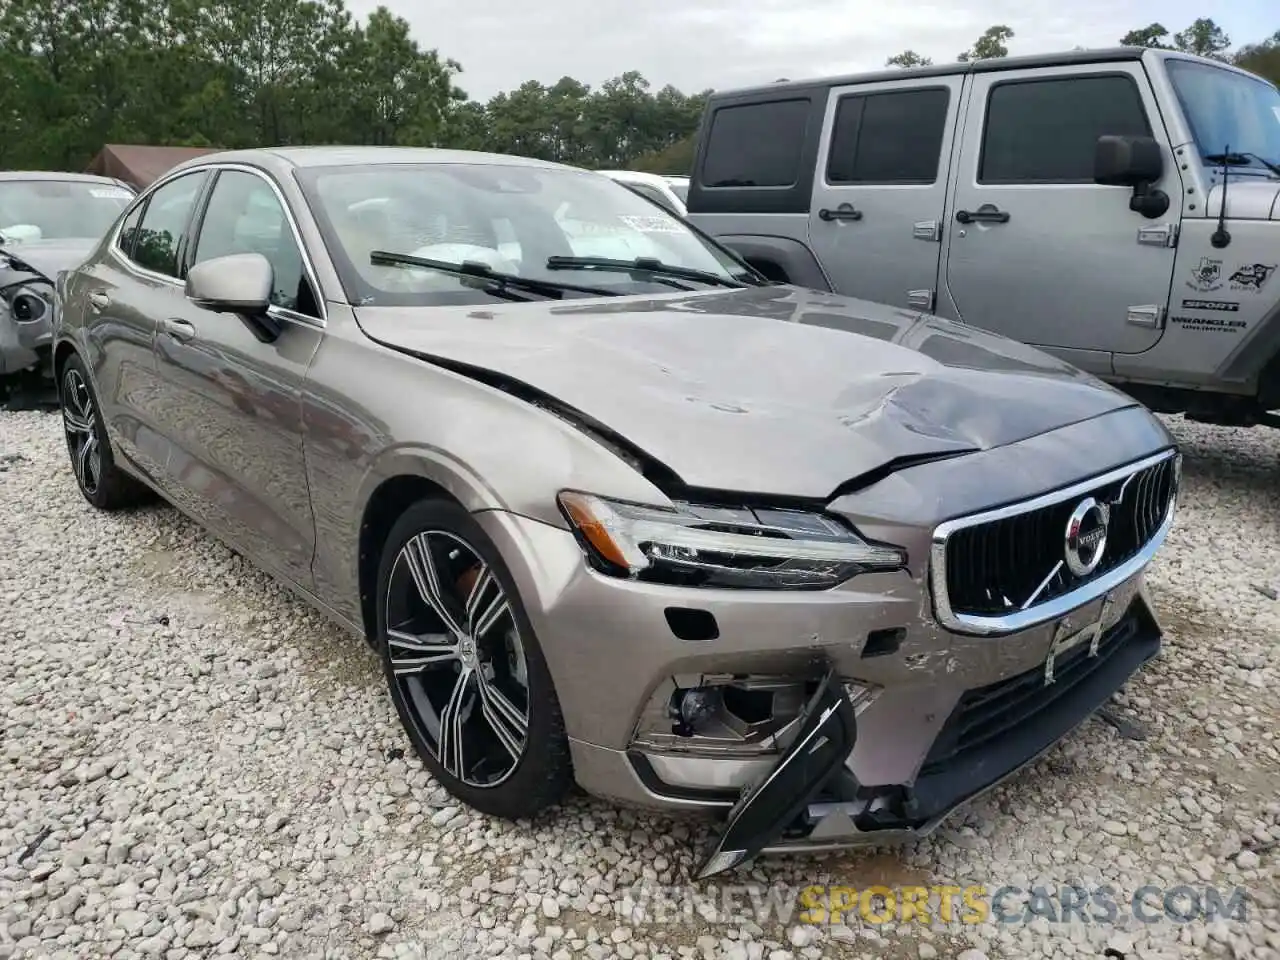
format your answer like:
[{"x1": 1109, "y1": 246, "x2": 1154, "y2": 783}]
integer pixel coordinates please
[
  {"x1": 701, "y1": 98, "x2": 811, "y2": 188},
  {"x1": 116, "y1": 202, "x2": 146, "y2": 259},
  {"x1": 193, "y1": 170, "x2": 316, "y2": 318},
  {"x1": 130, "y1": 172, "x2": 206, "y2": 278},
  {"x1": 826, "y1": 87, "x2": 951, "y2": 184},
  {"x1": 980, "y1": 75, "x2": 1151, "y2": 184}
]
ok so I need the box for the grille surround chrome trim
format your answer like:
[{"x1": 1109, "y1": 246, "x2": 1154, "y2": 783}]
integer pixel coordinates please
[{"x1": 929, "y1": 448, "x2": 1181, "y2": 636}]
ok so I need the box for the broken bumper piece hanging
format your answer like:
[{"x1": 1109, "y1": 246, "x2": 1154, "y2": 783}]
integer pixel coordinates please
[{"x1": 696, "y1": 665, "x2": 858, "y2": 879}]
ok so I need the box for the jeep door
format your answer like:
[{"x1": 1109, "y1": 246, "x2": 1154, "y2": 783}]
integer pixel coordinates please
[
  {"x1": 807, "y1": 76, "x2": 963, "y2": 313},
  {"x1": 147, "y1": 165, "x2": 323, "y2": 588},
  {"x1": 942, "y1": 62, "x2": 1180, "y2": 362}
]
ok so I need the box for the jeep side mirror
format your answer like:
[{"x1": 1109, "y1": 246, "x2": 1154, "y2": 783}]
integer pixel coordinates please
[{"x1": 1094, "y1": 135, "x2": 1169, "y2": 219}]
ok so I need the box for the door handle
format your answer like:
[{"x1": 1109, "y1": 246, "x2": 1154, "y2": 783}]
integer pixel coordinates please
[
  {"x1": 162, "y1": 317, "x2": 197, "y2": 342},
  {"x1": 818, "y1": 204, "x2": 863, "y2": 222},
  {"x1": 87, "y1": 292, "x2": 110, "y2": 311},
  {"x1": 955, "y1": 204, "x2": 1010, "y2": 225}
]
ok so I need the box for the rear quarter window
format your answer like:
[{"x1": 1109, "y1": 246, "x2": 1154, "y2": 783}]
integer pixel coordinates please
[{"x1": 701, "y1": 99, "x2": 812, "y2": 188}]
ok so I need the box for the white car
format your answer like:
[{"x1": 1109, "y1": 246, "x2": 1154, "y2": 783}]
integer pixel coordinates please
[{"x1": 595, "y1": 170, "x2": 688, "y2": 216}]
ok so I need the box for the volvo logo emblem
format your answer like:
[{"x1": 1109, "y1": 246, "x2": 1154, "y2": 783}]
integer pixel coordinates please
[{"x1": 1065, "y1": 497, "x2": 1109, "y2": 577}]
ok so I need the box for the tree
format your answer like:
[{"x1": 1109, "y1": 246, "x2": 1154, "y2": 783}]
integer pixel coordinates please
[
  {"x1": 1173, "y1": 18, "x2": 1230, "y2": 60},
  {"x1": 1121, "y1": 24, "x2": 1173, "y2": 49},
  {"x1": 958, "y1": 25, "x2": 1013, "y2": 62},
  {"x1": 3, "y1": 0, "x2": 1277, "y2": 178},
  {"x1": 1233, "y1": 30, "x2": 1280, "y2": 85},
  {"x1": 886, "y1": 50, "x2": 932, "y2": 68}
]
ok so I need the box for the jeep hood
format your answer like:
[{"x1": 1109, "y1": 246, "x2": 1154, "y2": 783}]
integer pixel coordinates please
[{"x1": 354, "y1": 285, "x2": 1141, "y2": 499}]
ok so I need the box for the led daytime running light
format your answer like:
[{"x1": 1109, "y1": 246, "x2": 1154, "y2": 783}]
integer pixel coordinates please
[{"x1": 558, "y1": 491, "x2": 906, "y2": 587}]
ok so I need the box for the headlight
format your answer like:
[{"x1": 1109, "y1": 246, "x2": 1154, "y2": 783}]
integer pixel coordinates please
[{"x1": 558, "y1": 491, "x2": 906, "y2": 590}]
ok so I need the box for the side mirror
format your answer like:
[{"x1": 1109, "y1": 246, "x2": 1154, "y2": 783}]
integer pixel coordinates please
[
  {"x1": 186, "y1": 252, "x2": 273, "y2": 313},
  {"x1": 1094, "y1": 135, "x2": 1169, "y2": 219},
  {"x1": 185, "y1": 253, "x2": 283, "y2": 342},
  {"x1": 1094, "y1": 134, "x2": 1163, "y2": 186}
]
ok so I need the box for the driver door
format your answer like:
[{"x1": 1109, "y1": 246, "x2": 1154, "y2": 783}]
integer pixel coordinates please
[
  {"x1": 942, "y1": 63, "x2": 1179, "y2": 361},
  {"x1": 148, "y1": 167, "x2": 323, "y2": 588}
]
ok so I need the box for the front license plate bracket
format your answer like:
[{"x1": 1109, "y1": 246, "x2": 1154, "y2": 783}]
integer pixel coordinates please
[{"x1": 1044, "y1": 593, "x2": 1114, "y2": 685}]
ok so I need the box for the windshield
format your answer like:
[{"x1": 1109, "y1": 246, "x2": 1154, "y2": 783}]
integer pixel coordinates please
[
  {"x1": 296, "y1": 162, "x2": 751, "y2": 306},
  {"x1": 0, "y1": 179, "x2": 135, "y2": 242},
  {"x1": 1166, "y1": 58, "x2": 1280, "y2": 175}
]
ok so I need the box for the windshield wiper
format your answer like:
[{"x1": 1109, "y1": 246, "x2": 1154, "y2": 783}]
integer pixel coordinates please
[
  {"x1": 1204, "y1": 152, "x2": 1280, "y2": 177},
  {"x1": 370, "y1": 250, "x2": 618, "y2": 301},
  {"x1": 545, "y1": 255, "x2": 747, "y2": 289}
]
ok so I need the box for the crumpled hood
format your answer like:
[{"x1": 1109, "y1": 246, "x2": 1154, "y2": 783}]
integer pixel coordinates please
[
  {"x1": 0, "y1": 239, "x2": 95, "y2": 285},
  {"x1": 354, "y1": 285, "x2": 1140, "y2": 499}
]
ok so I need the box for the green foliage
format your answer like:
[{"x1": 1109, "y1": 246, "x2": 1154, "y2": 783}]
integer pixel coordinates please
[
  {"x1": 631, "y1": 135, "x2": 697, "y2": 176},
  {"x1": 1119, "y1": 18, "x2": 1234, "y2": 62},
  {"x1": 886, "y1": 50, "x2": 933, "y2": 69},
  {"x1": 0, "y1": 3, "x2": 1275, "y2": 176},
  {"x1": 0, "y1": 0, "x2": 706, "y2": 171},
  {"x1": 1173, "y1": 18, "x2": 1231, "y2": 59},
  {"x1": 958, "y1": 25, "x2": 1014, "y2": 62},
  {"x1": 1232, "y1": 30, "x2": 1280, "y2": 85}
]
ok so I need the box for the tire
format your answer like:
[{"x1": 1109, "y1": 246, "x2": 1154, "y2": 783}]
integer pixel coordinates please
[
  {"x1": 375, "y1": 498, "x2": 572, "y2": 820},
  {"x1": 58, "y1": 353, "x2": 153, "y2": 510}
]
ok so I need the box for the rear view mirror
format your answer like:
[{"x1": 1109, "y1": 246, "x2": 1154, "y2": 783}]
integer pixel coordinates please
[
  {"x1": 185, "y1": 253, "x2": 282, "y2": 343},
  {"x1": 186, "y1": 252, "x2": 273, "y2": 313},
  {"x1": 1094, "y1": 135, "x2": 1163, "y2": 186},
  {"x1": 1094, "y1": 135, "x2": 1169, "y2": 219}
]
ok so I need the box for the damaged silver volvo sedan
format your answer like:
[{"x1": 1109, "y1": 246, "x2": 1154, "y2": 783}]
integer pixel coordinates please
[{"x1": 52, "y1": 147, "x2": 1180, "y2": 877}]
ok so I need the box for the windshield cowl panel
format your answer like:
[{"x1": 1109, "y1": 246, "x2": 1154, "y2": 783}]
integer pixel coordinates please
[{"x1": 295, "y1": 161, "x2": 753, "y2": 308}]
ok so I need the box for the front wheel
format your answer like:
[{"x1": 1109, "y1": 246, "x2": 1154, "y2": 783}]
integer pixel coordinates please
[{"x1": 375, "y1": 499, "x2": 573, "y2": 820}]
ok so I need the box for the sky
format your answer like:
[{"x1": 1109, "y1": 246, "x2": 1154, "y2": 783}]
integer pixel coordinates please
[{"x1": 346, "y1": 0, "x2": 1274, "y2": 101}]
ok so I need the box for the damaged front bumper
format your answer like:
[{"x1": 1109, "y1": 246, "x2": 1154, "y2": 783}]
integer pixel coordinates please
[
  {"x1": 0, "y1": 282, "x2": 55, "y2": 379},
  {"x1": 692, "y1": 590, "x2": 1162, "y2": 876}
]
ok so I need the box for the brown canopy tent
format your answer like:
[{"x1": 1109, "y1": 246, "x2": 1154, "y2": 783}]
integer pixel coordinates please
[{"x1": 85, "y1": 144, "x2": 219, "y2": 189}]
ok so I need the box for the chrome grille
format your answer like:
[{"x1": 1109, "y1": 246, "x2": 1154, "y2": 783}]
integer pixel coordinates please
[{"x1": 930, "y1": 449, "x2": 1180, "y2": 634}]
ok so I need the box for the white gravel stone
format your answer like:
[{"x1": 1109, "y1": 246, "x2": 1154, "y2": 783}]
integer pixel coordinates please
[{"x1": 1, "y1": 409, "x2": 1277, "y2": 960}]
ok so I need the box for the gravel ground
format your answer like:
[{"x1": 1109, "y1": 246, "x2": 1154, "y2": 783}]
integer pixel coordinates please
[{"x1": 1, "y1": 409, "x2": 1277, "y2": 960}]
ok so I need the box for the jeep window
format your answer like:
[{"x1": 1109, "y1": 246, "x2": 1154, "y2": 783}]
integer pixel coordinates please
[
  {"x1": 701, "y1": 99, "x2": 810, "y2": 187},
  {"x1": 827, "y1": 87, "x2": 950, "y2": 184},
  {"x1": 979, "y1": 75, "x2": 1150, "y2": 184},
  {"x1": 1166, "y1": 59, "x2": 1280, "y2": 175}
]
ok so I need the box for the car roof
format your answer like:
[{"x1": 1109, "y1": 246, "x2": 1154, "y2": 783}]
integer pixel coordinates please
[
  {"x1": 595, "y1": 170, "x2": 678, "y2": 188},
  {"x1": 161, "y1": 146, "x2": 583, "y2": 181},
  {"x1": 707, "y1": 46, "x2": 1253, "y2": 101},
  {"x1": 0, "y1": 170, "x2": 130, "y2": 185}
]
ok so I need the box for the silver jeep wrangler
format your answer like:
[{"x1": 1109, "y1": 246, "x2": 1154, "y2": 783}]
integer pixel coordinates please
[{"x1": 685, "y1": 47, "x2": 1280, "y2": 429}]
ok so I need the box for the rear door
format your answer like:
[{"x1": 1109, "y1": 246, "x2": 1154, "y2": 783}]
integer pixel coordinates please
[
  {"x1": 807, "y1": 77, "x2": 962, "y2": 312},
  {"x1": 72, "y1": 169, "x2": 210, "y2": 478},
  {"x1": 941, "y1": 63, "x2": 1179, "y2": 357}
]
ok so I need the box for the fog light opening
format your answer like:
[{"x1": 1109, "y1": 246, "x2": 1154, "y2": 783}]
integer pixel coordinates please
[{"x1": 668, "y1": 686, "x2": 725, "y2": 736}]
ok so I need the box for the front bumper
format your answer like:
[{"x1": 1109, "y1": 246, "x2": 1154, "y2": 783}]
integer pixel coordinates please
[
  {"x1": 0, "y1": 307, "x2": 53, "y2": 377},
  {"x1": 476, "y1": 502, "x2": 1164, "y2": 843}
]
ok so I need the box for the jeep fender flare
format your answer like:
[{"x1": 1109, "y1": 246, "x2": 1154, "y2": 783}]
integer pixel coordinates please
[{"x1": 716, "y1": 235, "x2": 832, "y2": 291}]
